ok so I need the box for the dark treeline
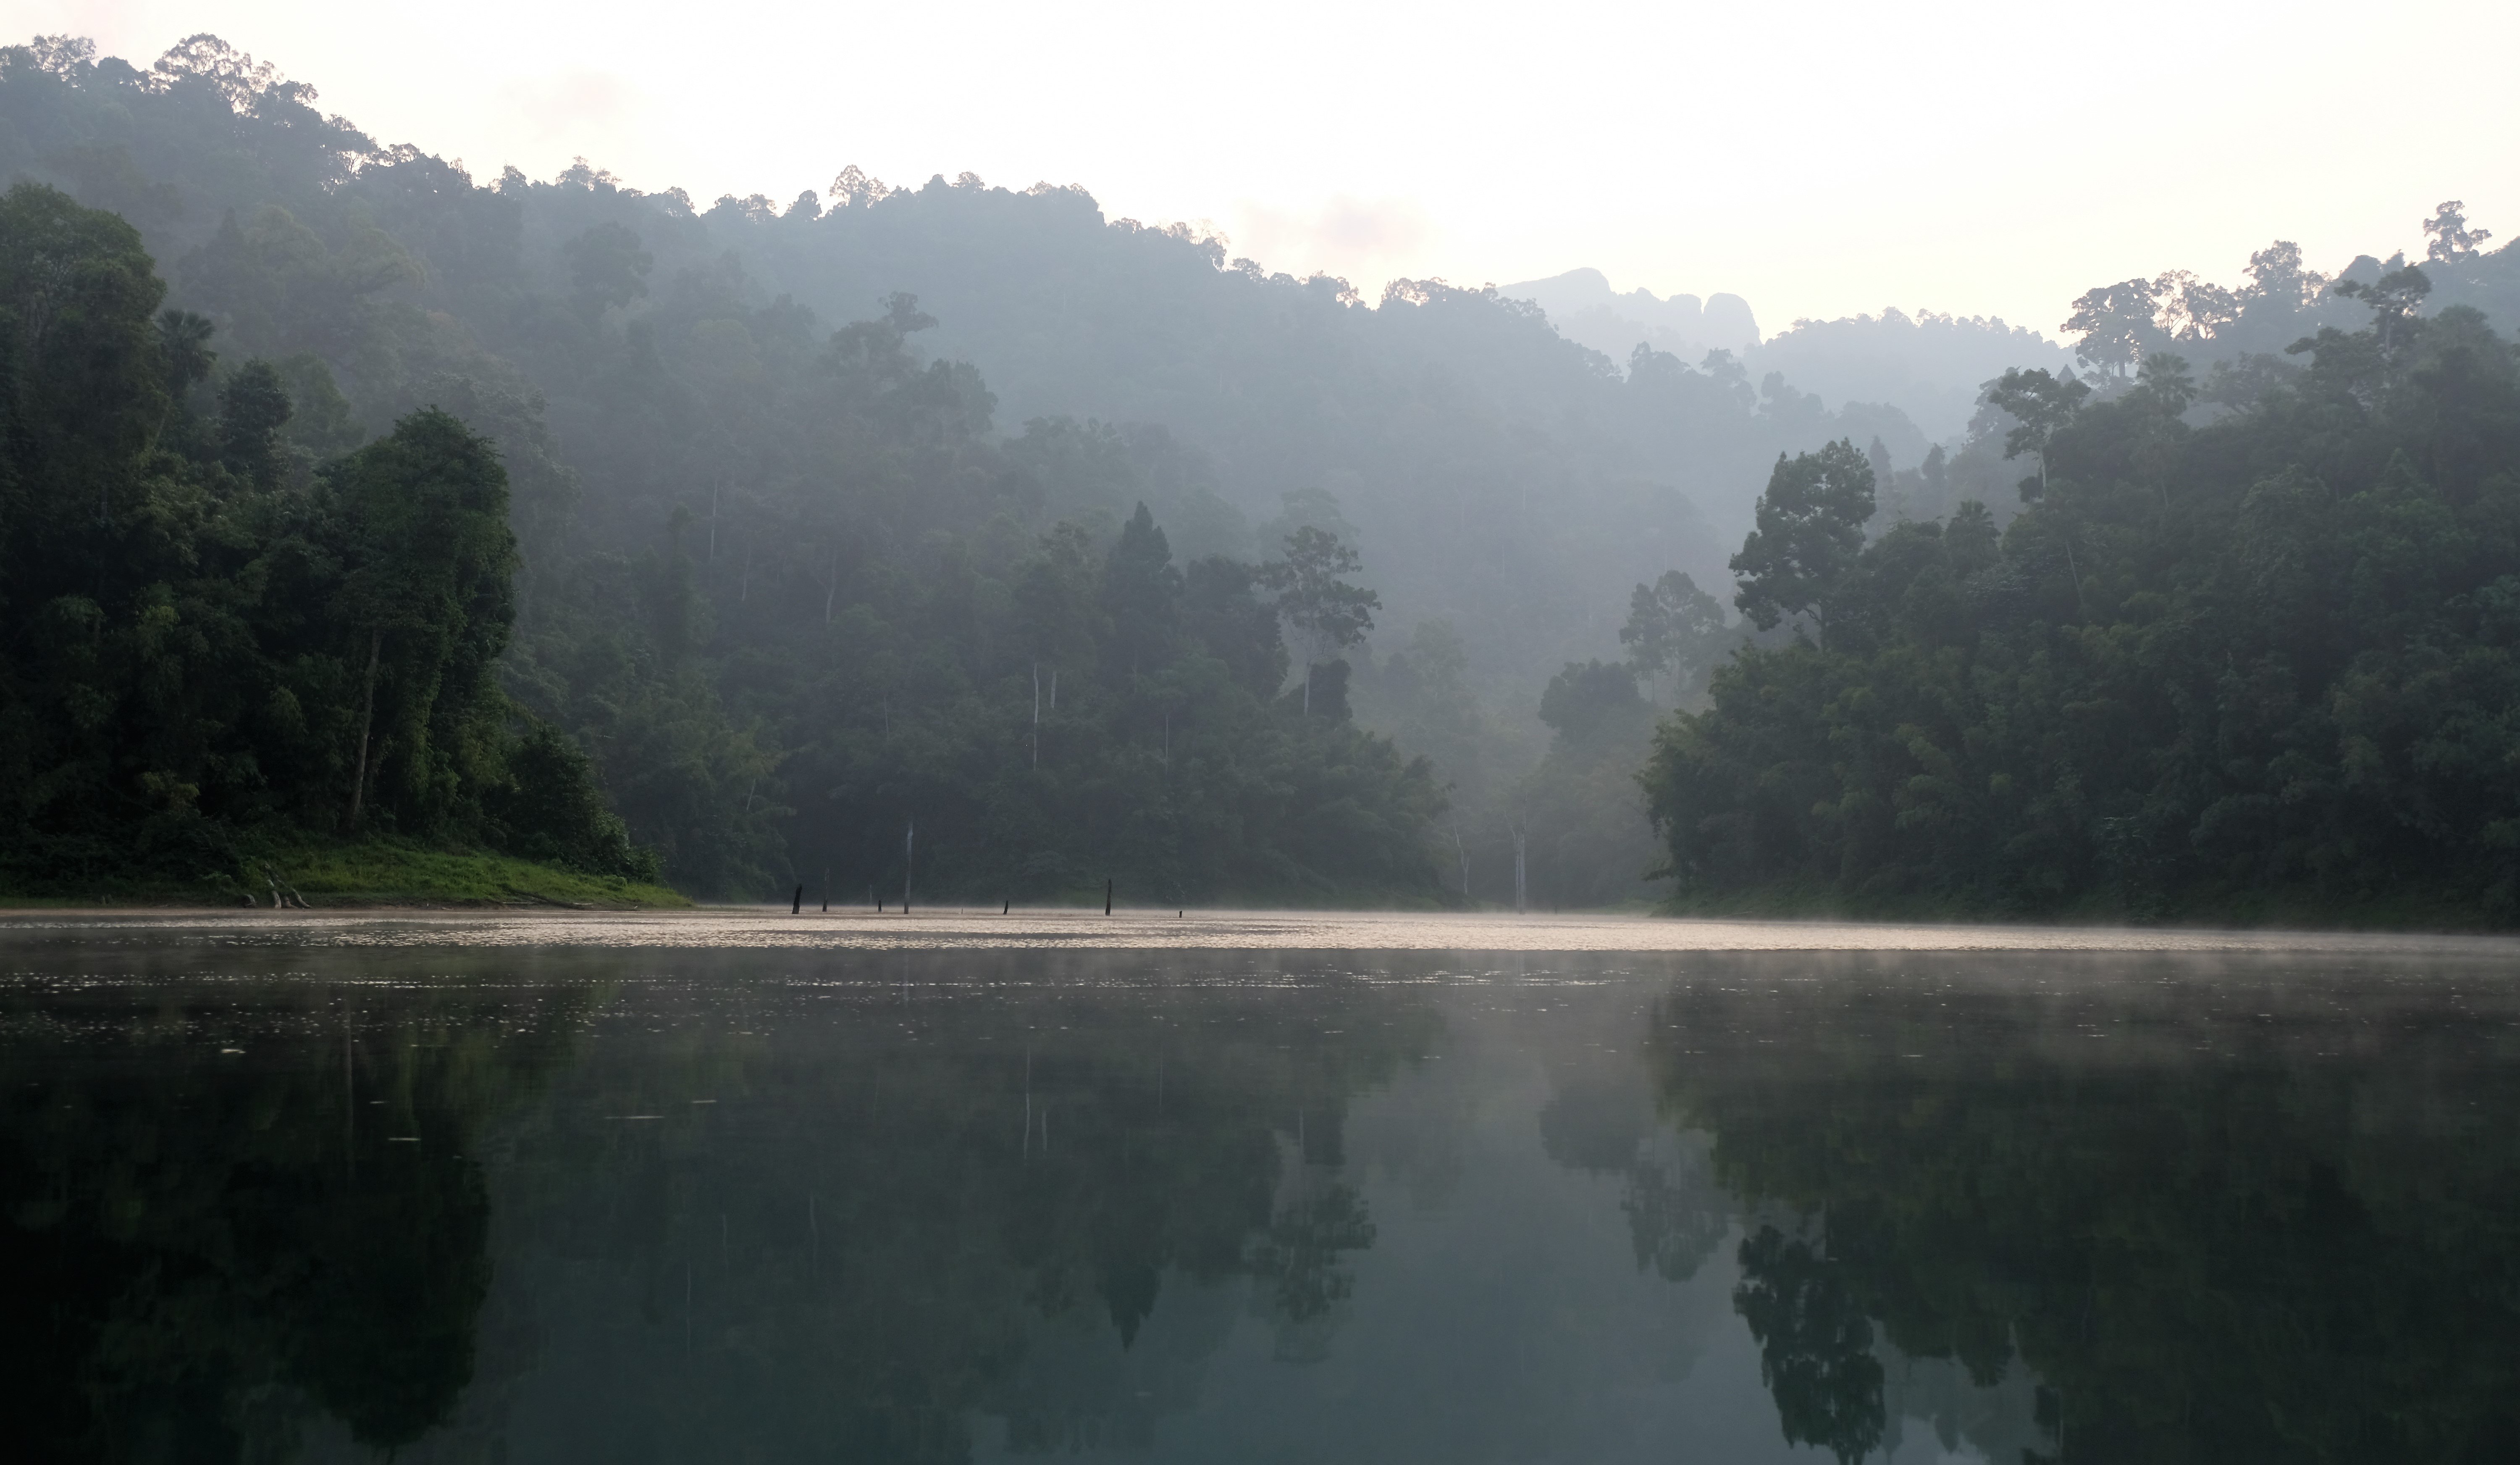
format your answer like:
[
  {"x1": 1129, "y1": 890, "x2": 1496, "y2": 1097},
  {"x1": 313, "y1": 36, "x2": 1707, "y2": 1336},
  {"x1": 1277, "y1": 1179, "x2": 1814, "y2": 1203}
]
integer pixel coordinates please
[
  {"x1": 1644, "y1": 235, "x2": 2520, "y2": 920},
  {"x1": 0, "y1": 32, "x2": 2002, "y2": 903},
  {"x1": 0, "y1": 184, "x2": 651, "y2": 890},
  {"x1": 0, "y1": 36, "x2": 1452, "y2": 900},
  {"x1": 10, "y1": 33, "x2": 2520, "y2": 911},
  {"x1": 0, "y1": 176, "x2": 1437, "y2": 898}
]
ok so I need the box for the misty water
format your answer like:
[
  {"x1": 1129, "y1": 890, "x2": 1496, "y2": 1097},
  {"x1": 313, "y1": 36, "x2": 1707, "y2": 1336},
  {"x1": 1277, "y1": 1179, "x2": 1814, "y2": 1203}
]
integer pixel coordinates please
[{"x1": 5, "y1": 915, "x2": 2517, "y2": 1462}]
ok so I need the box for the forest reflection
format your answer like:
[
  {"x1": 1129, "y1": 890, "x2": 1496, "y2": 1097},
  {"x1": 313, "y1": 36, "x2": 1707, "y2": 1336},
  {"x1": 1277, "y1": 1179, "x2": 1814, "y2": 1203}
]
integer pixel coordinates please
[
  {"x1": 2, "y1": 945, "x2": 2515, "y2": 1462},
  {"x1": 1635, "y1": 955, "x2": 2520, "y2": 1464}
]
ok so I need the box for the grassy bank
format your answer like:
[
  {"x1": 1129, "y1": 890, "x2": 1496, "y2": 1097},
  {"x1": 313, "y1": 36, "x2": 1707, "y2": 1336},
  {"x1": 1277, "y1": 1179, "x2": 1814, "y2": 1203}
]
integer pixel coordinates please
[{"x1": 1, "y1": 837, "x2": 689, "y2": 910}]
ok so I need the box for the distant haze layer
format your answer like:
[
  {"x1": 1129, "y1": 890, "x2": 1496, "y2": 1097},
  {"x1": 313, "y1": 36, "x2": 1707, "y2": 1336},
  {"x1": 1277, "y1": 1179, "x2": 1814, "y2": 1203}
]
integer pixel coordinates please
[{"x1": 22, "y1": 0, "x2": 2517, "y2": 332}]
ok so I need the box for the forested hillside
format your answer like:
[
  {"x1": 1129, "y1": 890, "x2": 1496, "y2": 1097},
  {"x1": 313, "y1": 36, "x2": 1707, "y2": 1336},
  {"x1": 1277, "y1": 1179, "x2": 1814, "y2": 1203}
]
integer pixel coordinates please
[
  {"x1": 10, "y1": 32, "x2": 2516, "y2": 914},
  {"x1": 0, "y1": 184, "x2": 656, "y2": 897},
  {"x1": 1644, "y1": 252, "x2": 2520, "y2": 921},
  {"x1": 0, "y1": 37, "x2": 1454, "y2": 900},
  {"x1": 0, "y1": 32, "x2": 1942, "y2": 902}
]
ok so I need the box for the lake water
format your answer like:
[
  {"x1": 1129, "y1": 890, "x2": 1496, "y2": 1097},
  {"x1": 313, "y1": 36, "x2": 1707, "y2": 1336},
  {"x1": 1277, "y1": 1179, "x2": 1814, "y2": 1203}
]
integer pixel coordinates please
[{"x1": 4, "y1": 911, "x2": 2516, "y2": 1463}]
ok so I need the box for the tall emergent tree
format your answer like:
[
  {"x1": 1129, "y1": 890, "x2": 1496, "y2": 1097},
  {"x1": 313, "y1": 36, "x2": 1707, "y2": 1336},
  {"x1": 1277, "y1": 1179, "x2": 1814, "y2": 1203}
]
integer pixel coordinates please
[
  {"x1": 1259, "y1": 526, "x2": 1380, "y2": 715},
  {"x1": 327, "y1": 409, "x2": 517, "y2": 832},
  {"x1": 1728, "y1": 440, "x2": 1876, "y2": 649},
  {"x1": 1620, "y1": 570, "x2": 1730, "y2": 704}
]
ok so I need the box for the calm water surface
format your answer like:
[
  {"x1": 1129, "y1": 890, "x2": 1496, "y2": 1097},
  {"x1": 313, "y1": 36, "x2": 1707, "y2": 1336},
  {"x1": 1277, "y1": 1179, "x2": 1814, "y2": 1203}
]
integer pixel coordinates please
[{"x1": 3, "y1": 914, "x2": 2516, "y2": 1463}]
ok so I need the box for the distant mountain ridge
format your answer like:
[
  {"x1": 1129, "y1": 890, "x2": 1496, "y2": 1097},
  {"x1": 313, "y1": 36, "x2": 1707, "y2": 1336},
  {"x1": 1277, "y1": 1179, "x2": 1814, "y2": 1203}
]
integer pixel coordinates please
[
  {"x1": 1500, "y1": 268, "x2": 1761, "y2": 362},
  {"x1": 1502, "y1": 268, "x2": 2075, "y2": 441}
]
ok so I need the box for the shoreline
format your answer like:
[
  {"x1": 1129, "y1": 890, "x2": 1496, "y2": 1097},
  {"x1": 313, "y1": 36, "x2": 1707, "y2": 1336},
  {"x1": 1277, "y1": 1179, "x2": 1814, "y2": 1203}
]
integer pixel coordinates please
[{"x1": 4, "y1": 905, "x2": 2517, "y2": 956}]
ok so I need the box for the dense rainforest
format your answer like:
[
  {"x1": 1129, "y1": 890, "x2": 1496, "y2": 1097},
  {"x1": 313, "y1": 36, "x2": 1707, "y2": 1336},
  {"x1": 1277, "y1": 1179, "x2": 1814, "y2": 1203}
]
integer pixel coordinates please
[
  {"x1": 8, "y1": 31, "x2": 2520, "y2": 913},
  {"x1": 1644, "y1": 237, "x2": 2520, "y2": 921},
  {"x1": 0, "y1": 182, "x2": 660, "y2": 896},
  {"x1": 0, "y1": 178, "x2": 1438, "y2": 901},
  {"x1": 0, "y1": 31, "x2": 1977, "y2": 904}
]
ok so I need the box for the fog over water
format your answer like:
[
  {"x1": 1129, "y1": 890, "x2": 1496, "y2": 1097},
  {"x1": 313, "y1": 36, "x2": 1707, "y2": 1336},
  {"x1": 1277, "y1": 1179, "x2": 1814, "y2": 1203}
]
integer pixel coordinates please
[
  {"x1": 14, "y1": 909, "x2": 2520, "y2": 956},
  {"x1": 4, "y1": 919, "x2": 2515, "y2": 1461},
  {"x1": 8, "y1": 10, "x2": 2520, "y2": 1457}
]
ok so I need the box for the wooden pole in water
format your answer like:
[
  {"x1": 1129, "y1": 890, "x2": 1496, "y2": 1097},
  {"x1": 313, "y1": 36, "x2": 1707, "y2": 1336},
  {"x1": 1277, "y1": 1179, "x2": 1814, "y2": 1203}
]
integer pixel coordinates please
[
  {"x1": 791, "y1": 884, "x2": 802, "y2": 915},
  {"x1": 903, "y1": 820, "x2": 914, "y2": 914},
  {"x1": 1105, "y1": 878, "x2": 1113, "y2": 915}
]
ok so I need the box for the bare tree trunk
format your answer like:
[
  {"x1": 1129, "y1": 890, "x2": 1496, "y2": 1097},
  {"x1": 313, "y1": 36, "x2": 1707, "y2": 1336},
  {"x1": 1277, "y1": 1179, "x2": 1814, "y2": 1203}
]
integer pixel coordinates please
[
  {"x1": 347, "y1": 629, "x2": 381, "y2": 832},
  {"x1": 1451, "y1": 820, "x2": 1471, "y2": 900}
]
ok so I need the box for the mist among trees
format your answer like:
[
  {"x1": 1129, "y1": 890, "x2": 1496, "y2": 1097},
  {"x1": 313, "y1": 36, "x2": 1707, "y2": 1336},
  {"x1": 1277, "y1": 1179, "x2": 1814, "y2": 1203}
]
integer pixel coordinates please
[{"x1": 5, "y1": 32, "x2": 2518, "y2": 916}]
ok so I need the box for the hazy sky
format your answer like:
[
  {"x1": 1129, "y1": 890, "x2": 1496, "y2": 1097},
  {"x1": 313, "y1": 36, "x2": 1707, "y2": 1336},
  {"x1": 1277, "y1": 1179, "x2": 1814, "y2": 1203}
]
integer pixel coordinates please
[{"x1": 26, "y1": 0, "x2": 2518, "y2": 336}]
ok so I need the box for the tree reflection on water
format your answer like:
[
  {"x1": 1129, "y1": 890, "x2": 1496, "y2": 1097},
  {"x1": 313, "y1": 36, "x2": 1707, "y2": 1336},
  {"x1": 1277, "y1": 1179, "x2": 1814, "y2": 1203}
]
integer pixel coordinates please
[
  {"x1": 0, "y1": 949, "x2": 1438, "y2": 1462},
  {"x1": 3, "y1": 945, "x2": 2517, "y2": 1463},
  {"x1": 1635, "y1": 954, "x2": 2520, "y2": 1464}
]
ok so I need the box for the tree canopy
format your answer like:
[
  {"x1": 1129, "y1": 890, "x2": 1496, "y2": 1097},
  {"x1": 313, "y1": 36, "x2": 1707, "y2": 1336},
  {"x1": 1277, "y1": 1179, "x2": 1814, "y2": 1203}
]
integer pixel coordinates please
[{"x1": 1644, "y1": 280, "x2": 2520, "y2": 921}]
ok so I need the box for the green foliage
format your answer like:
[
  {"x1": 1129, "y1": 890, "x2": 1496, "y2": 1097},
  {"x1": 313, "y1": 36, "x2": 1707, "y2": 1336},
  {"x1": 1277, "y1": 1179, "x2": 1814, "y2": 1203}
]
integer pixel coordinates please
[
  {"x1": 0, "y1": 183, "x2": 657, "y2": 893},
  {"x1": 1644, "y1": 297, "x2": 2520, "y2": 922},
  {"x1": 483, "y1": 716, "x2": 662, "y2": 881},
  {"x1": 1513, "y1": 660, "x2": 1663, "y2": 906},
  {"x1": 326, "y1": 405, "x2": 518, "y2": 833},
  {"x1": 33, "y1": 31, "x2": 2168, "y2": 907},
  {"x1": 1620, "y1": 570, "x2": 1730, "y2": 705},
  {"x1": 270, "y1": 837, "x2": 685, "y2": 906},
  {"x1": 1729, "y1": 440, "x2": 1877, "y2": 646},
  {"x1": 1257, "y1": 523, "x2": 1380, "y2": 713},
  {"x1": 1537, "y1": 660, "x2": 1648, "y2": 751},
  {"x1": 0, "y1": 54, "x2": 1458, "y2": 901}
]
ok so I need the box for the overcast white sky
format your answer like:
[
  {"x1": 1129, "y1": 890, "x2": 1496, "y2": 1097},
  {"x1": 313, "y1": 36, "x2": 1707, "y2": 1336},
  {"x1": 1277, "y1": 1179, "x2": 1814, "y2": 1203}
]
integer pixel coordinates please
[{"x1": 25, "y1": 0, "x2": 2519, "y2": 336}]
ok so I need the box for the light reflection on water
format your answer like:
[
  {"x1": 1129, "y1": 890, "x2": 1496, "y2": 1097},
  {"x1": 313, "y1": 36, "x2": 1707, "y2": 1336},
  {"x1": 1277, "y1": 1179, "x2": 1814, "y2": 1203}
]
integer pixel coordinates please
[
  {"x1": 1, "y1": 921, "x2": 2515, "y2": 1463},
  {"x1": 9, "y1": 906, "x2": 2520, "y2": 954}
]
